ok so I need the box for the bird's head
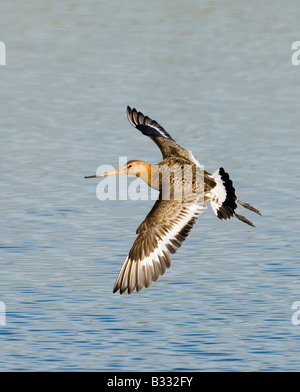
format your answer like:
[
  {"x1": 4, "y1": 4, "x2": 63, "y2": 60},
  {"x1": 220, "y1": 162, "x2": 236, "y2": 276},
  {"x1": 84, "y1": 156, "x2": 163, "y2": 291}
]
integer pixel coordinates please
[{"x1": 85, "y1": 160, "x2": 151, "y2": 180}]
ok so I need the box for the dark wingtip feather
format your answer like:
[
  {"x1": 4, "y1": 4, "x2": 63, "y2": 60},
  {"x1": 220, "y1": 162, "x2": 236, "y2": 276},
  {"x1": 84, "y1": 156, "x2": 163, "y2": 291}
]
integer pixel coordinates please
[{"x1": 126, "y1": 106, "x2": 175, "y2": 142}]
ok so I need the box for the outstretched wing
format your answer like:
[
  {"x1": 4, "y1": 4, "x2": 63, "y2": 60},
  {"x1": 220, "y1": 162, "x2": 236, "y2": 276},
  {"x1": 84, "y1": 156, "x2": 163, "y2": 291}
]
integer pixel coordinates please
[
  {"x1": 113, "y1": 198, "x2": 206, "y2": 294},
  {"x1": 127, "y1": 106, "x2": 200, "y2": 164},
  {"x1": 127, "y1": 106, "x2": 175, "y2": 142}
]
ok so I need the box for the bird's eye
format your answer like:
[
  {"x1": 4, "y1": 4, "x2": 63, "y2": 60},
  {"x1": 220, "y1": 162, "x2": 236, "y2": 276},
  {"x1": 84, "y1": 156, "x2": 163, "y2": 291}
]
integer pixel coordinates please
[{"x1": 128, "y1": 164, "x2": 132, "y2": 168}]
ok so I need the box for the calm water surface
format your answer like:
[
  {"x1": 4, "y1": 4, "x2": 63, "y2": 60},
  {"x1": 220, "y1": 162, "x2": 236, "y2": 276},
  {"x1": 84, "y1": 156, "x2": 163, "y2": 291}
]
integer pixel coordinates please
[{"x1": 0, "y1": 0, "x2": 299, "y2": 371}]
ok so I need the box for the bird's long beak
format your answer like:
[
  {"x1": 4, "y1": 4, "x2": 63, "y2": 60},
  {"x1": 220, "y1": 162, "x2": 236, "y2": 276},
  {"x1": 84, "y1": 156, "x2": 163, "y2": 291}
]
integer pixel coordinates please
[{"x1": 85, "y1": 168, "x2": 123, "y2": 179}]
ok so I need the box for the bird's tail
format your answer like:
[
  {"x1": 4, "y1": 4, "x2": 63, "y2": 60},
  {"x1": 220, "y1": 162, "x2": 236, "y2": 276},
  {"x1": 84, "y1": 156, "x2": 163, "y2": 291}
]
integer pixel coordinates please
[
  {"x1": 209, "y1": 167, "x2": 237, "y2": 219},
  {"x1": 208, "y1": 167, "x2": 261, "y2": 227}
]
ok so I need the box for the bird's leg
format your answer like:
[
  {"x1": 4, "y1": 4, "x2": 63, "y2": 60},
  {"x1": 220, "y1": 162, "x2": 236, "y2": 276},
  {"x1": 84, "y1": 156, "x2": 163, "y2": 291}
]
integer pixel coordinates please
[
  {"x1": 237, "y1": 199, "x2": 262, "y2": 216},
  {"x1": 234, "y1": 199, "x2": 262, "y2": 227},
  {"x1": 234, "y1": 213, "x2": 255, "y2": 227}
]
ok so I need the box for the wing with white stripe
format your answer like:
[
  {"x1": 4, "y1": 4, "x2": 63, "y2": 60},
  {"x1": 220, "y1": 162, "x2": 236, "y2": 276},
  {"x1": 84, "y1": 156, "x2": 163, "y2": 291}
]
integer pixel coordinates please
[
  {"x1": 127, "y1": 106, "x2": 175, "y2": 142},
  {"x1": 113, "y1": 199, "x2": 206, "y2": 294},
  {"x1": 127, "y1": 106, "x2": 200, "y2": 164}
]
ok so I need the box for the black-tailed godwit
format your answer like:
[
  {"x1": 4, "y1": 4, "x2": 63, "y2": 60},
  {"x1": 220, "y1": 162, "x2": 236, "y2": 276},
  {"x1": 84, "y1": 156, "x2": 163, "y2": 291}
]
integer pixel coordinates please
[{"x1": 85, "y1": 107, "x2": 261, "y2": 294}]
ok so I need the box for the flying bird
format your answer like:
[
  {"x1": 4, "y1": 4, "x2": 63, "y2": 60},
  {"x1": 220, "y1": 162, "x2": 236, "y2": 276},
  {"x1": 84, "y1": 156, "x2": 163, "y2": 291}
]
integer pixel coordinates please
[{"x1": 85, "y1": 106, "x2": 261, "y2": 294}]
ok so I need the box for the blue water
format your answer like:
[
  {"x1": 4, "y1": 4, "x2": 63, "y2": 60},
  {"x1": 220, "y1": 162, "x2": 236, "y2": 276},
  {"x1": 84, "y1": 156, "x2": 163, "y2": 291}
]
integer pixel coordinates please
[{"x1": 0, "y1": 0, "x2": 299, "y2": 371}]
